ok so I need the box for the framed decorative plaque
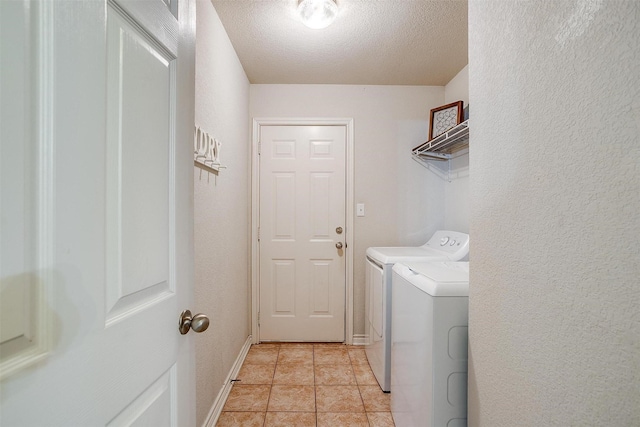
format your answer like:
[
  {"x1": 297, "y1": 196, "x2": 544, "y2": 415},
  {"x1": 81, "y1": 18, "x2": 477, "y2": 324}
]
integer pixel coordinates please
[{"x1": 429, "y1": 101, "x2": 464, "y2": 140}]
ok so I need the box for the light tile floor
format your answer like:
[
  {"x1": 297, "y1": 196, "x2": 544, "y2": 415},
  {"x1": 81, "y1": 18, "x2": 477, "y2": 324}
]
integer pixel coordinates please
[{"x1": 216, "y1": 343, "x2": 395, "y2": 427}]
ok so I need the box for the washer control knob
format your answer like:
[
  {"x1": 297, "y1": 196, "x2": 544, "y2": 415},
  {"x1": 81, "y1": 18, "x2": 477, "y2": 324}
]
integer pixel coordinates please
[{"x1": 440, "y1": 237, "x2": 449, "y2": 246}]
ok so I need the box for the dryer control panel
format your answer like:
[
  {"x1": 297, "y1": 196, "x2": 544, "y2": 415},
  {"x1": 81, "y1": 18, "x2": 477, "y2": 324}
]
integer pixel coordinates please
[{"x1": 423, "y1": 230, "x2": 470, "y2": 260}]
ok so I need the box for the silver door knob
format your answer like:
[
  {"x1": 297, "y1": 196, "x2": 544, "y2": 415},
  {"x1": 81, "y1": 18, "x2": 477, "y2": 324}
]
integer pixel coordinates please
[
  {"x1": 336, "y1": 226, "x2": 343, "y2": 234},
  {"x1": 335, "y1": 242, "x2": 343, "y2": 249},
  {"x1": 179, "y1": 310, "x2": 210, "y2": 335}
]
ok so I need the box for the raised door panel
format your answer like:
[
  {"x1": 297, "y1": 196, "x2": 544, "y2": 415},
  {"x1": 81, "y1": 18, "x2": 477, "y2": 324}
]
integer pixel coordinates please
[
  {"x1": 272, "y1": 260, "x2": 296, "y2": 315},
  {"x1": 0, "y1": 0, "x2": 50, "y2": 380},
  {"x1": 309, "y1": 260, "x2": 331, "y2": 314},
  {"x1": 272, "y1": 173, "x2": 296, "y2": 241},
  {"x1": 107, "y1": 367, "x2": 176, "y2": 427},
  {"x1": 105, "y1": 4, "x2": 176, "y2": 325},
  {"x1": 309, "y1": 173, "x2": 331, "y2": 240}
]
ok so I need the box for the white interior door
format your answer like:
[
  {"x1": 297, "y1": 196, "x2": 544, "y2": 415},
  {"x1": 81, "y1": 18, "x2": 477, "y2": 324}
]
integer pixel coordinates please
[
  {"x1": 259, "y1": 125, "x2": 346, "y2": 342},
  {"x1": 0, "y1": 0, "x2": 196, "y2": 425}
]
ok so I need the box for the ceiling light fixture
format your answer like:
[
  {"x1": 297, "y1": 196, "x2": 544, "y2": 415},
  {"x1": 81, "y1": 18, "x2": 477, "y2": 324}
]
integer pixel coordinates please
[{"x1": 297, "y1": 0, "x2": 338, "y2": 29}]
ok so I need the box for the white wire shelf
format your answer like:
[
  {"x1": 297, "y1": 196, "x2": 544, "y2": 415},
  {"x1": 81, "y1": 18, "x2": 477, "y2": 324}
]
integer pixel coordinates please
[{"x1": 412, "y1": 120, "x2": 469, "y2": 161}]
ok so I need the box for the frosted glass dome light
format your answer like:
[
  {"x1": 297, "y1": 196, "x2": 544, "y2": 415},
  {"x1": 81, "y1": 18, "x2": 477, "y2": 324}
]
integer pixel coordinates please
[{"x1": 297, "y1": 0, "x2": 338, "y2": 29}]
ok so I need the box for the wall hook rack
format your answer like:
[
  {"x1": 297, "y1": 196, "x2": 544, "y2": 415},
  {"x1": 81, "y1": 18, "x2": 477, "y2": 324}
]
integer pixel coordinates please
[{"x1": 194, "y1": 126, "x2": 227, "y2": 174}]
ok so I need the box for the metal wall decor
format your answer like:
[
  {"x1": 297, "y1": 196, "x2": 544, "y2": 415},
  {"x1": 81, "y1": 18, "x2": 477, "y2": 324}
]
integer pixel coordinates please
[{"x1": 429, "y1": 101, "x2": 464, "y2": 141}]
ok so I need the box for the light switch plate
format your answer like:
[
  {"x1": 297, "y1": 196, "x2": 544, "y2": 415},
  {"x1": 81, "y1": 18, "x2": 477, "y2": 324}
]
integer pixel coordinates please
[{"x1": 356, "y1": 203, "x2": 365, "y2": 217}]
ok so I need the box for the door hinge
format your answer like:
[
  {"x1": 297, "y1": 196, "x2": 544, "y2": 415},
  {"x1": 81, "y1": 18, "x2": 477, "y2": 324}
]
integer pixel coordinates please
[
  {"x1": 257, "y1": 312, "x2": 260, "y2": 326},
  {"x1": 257, "y1": 227, "x2": 260, "y2": 241},
  {"x1": 258, "y1": 141, "x2": 261, "y2": 155}
]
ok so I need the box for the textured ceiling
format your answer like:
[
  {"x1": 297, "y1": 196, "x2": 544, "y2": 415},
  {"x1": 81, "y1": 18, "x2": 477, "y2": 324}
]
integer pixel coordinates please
[{"x1": 210, "y1": 0, "x2": 468, "y2": 85}]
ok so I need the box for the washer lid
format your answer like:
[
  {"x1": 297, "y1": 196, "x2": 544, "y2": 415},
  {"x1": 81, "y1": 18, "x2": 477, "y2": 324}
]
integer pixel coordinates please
[
  {"x1": 366, "y1": 246, "x2": 449, "y2": 265},
  {"x1": 393, "y1": 261, "x2": 469, "y2": 296},
  {"x1": 366, "y1": 230, "x2": 469, "y2": 265}
]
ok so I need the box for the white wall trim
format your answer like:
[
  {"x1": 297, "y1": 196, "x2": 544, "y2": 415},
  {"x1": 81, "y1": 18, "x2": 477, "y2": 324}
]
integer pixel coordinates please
[
  {"x1": 351, "y1": 334, "x2": 368, "y2": 346},
  {"x1": 202, "y1": 335, "x2": 252, "y2": 427},
  {"x1": 251, "y1": 118, "x2": 355, "y2": 345}
]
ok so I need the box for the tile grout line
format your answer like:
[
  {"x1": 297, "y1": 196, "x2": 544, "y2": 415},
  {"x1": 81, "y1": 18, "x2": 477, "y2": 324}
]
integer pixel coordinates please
[
  {"x1": 313, "y1": 345, "x2": 318, "y2": 426},
  {"x1": 261, "y1": 344, "x2": 279, "y2": 427},
  {"x1": 267, "y1": 343, "x2": 279, "y2": 426}
]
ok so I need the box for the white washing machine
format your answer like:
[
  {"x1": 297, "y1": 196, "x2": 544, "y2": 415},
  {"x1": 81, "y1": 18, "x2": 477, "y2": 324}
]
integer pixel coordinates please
[
  {"x1": 364, "y1": 230, "x2": 469, "y2": 392},
  {"x1": 391, "y1": 261, "x2": 470, "y2": 427}
]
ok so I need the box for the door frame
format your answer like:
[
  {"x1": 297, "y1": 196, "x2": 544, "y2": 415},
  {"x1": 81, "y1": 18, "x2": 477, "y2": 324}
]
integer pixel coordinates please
[{"x1": 251, "y1": 118, "x2": 354, "y2": 344}]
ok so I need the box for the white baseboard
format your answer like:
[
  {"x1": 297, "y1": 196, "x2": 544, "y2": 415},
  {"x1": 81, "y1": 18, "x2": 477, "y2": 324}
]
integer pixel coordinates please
[
  {"x1": 351, "y1": 334, "x2": 368, "y2": 346},
  {"x1": 202, "y1": 335, "x2": 252, "y2": 427}
]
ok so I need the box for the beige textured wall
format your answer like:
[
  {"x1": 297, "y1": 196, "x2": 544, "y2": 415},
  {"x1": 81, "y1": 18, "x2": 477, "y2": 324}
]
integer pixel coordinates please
[
  {"x1": 468, "y1": 1, "x2": 640, "y2": 425},
  {"x1": 250, "y1": 85, "x2": 448, "y2": 336},
  {"x1": 444, "y1": 65, "x2": 470, "y2": 234},
  {"x1": 194, "y1": 2, "x2": 250, "y2": 425},
  {"x1": 445, "y1": 65, "x2": 469, "y2": 106}
]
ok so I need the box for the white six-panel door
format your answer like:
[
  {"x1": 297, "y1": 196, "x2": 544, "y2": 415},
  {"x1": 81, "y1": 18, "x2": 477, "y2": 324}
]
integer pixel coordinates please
[
  {"x1": 259, "y1": 125, "x2": 346, "y2": 342},
  {"x1": 0, "y1": 0, "x2": 196, "y2": 425}
]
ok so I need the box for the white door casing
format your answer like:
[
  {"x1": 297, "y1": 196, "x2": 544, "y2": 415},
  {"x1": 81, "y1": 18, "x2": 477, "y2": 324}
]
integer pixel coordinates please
[
  {"x1": 0, "y1": 0, "x2": 196, "y2": 425},
  {"x1": 256, "y1": 123, "x2": 352, "y2": 342}
]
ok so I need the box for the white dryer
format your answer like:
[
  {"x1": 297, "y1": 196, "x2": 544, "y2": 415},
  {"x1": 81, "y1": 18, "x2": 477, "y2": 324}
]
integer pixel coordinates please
[
  {"x1": 391, "y1": 261, "x2": 470, "y2": 427},
  {"x1": 364, "y1": 230, "x2": 469, "y2": 392}
]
